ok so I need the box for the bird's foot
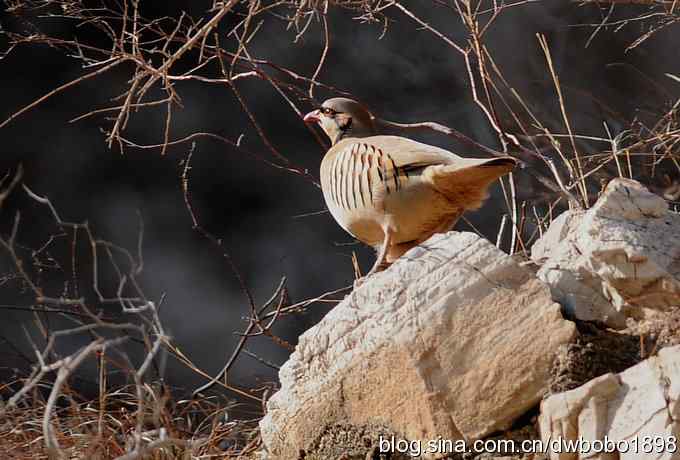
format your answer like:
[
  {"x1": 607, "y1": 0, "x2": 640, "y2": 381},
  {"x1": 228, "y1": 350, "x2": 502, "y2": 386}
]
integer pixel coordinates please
[
  {"x1": 352, "y1": 276, "x2": 368, "y2": 290},
  {"x1": 352, "y1": 261, "x2": 391, "y2": 290}
]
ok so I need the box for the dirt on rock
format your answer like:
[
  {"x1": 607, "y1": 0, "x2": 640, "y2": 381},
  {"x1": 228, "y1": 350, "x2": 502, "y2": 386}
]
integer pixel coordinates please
[
  {"x1": 549, "y1": 310, "x2": 680, "y2": 395},
  {"x1": 548, "y1": 320, "x2": 643, "y2": 394},
  {"x1": 300, "y1": 417, "x2": 547, "y2": 460},
  {"x1": 300, "y1": 423, "x2": 411, "y2": 460}
]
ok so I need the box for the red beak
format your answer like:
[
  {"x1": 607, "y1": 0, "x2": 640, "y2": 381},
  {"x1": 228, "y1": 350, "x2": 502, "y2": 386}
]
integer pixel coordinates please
[{"x1": 303, "y1": 110, "x2": 320, "y2": 124}]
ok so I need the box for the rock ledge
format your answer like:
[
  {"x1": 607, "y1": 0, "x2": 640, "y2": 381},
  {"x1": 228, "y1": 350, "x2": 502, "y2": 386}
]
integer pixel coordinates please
[{"x1": 260, "y1": 231, "x2": 576, "y2": 458}]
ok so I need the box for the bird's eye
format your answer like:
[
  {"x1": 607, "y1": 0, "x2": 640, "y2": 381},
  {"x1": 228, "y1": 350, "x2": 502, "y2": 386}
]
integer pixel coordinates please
[{"x1": 320, "y1": 107, "x2": 335, "y2": 116}]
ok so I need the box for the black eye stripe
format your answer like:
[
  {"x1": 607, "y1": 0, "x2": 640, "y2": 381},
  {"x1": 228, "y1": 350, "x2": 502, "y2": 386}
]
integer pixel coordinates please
[{"x1": 320, "y1": 107, "x2": 338, "y2": 115}]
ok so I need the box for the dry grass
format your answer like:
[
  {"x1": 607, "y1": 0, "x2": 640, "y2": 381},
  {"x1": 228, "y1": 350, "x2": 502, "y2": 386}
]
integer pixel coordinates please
[{"x1": 1, "y1": 382, "x2": 261, "y2": 459}]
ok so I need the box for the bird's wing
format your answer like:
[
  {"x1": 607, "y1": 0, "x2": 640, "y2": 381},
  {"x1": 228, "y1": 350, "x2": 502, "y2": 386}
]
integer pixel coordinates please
[
  {"x1": 351, "y1": 134, "x2": 515, "y2": 170},
  {"x1": 358, "y1": 135, "x2": 517, "y2": 207},
  {"x1": 350, "y1": 134, "x2": 516, "y2": 177},
  {"x1": 356, "y1": 135, "x2": 462, "y2": 170}
]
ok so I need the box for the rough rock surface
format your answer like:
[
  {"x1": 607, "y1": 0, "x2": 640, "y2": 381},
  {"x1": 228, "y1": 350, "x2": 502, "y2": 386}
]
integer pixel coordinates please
[
  {"x1": 260, "y1": 231, "x2": 577, "y2": 458},
  {"x1": 532, "y1": 178, "x2": 680, "y2": 328},
  {"x1": 539, "y1": 344, "x2": 680, "y2": 460}
]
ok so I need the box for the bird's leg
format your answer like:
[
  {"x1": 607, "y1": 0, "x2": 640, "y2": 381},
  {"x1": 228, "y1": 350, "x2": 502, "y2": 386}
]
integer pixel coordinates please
[
  {"x1": 367, "y1": 227, "x2": 393, "y2": 277},
  {"x1": 353, "y1": 229, "x2": 393, "y2": 290}
]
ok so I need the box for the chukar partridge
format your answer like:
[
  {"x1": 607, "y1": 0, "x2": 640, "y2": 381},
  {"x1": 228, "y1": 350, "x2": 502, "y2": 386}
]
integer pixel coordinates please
[{"x1": 304, "y1": 98, "x2": 517, "y2": 277}]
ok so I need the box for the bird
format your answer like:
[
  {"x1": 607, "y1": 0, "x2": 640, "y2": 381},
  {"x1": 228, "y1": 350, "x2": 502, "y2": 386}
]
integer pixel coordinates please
[{"x1": 303, "y1": 97, "x2": 517, "y2": 278}]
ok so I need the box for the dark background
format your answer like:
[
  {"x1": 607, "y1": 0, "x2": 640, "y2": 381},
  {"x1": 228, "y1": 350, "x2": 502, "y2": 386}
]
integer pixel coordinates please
[{"x1": 1, "y1": 1, "x2": 678, "y2": 407}]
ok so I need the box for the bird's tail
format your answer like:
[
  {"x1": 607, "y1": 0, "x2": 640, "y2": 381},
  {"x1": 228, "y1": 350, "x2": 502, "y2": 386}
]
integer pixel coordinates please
[{"x1": 424, "y1": 156, "x2": 517, "y2": 209}]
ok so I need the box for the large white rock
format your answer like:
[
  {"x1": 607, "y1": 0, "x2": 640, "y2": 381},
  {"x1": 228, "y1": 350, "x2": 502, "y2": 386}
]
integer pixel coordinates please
[
  {"x1": 260, "y1": 231, "x2": 577, "y2": 458},
  {"x1": 539, "y1": 344, "x2": 680, "y2": 460},
  {"x1": 532, "y1": 178, "x2": 680, "y2": 328}
]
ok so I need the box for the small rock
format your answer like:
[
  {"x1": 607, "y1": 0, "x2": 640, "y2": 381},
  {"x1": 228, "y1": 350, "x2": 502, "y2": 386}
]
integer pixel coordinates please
[{"x1": 532, "y1": 178, "x2": 680, "y2": 328}]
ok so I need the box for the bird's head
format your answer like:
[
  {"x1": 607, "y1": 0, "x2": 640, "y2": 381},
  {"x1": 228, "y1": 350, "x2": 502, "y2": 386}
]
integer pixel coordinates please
[{"x1": 303, "y1": 98, "x2": 376, "y2": 145}]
